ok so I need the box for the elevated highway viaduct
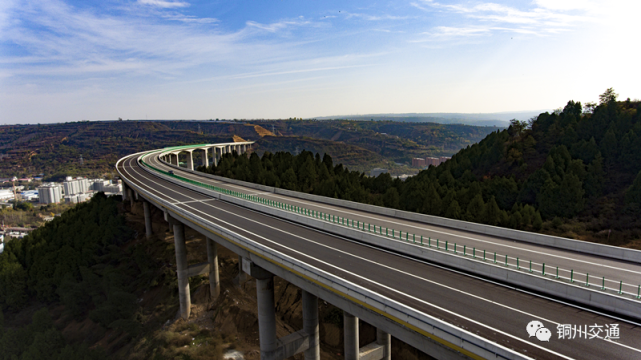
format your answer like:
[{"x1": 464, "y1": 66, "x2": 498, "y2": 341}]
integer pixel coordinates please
[{"x1": 117, "y1": 142, "x2": 641, "y2": 360}]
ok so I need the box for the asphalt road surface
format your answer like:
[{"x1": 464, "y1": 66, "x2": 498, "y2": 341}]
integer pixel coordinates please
[{"x1": 117, "y1": 152, "x2": 641, "y2": 360}]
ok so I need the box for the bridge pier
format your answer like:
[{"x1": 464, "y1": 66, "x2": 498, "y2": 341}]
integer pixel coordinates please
[
  {"x1": 235, "y1": 254, "x2": 248, "y2": 286},
  {"x1": 143, "y1": 200, "x2": 152, "y2": 239},
  {"x1": 128, "y1": 188, "x2": 134, "y2": 208},
  {"x1": 344, "y1": 312, "x2": 359, "y2": 360},
  {"x1": 255, "y1": 269, "x2": 278, "y2": 354},
  {"x1": 201, "y1": 148, "x2": 209, "y2": 168},
  {"x1": 206, "y1": 237, "x2": 220, "y2": 299},
  {"x1": 172, "y1": 220, "x2": 191, "y2": 319},
  {"x1": 243, "y1": 258, "x2": 319, "y2": 360},
  {"x1": 344, "y1": 312, "x2": 391, "y2": 360},
  {"x1": 302, "y1": 290, "x2": 320, "y2": 360},
  {"x1": 122, "y1": 182, "x2": 127, "y2": 202},
  {"x1": 187, "y1": 150, "x2": 194, "y2": 170}
]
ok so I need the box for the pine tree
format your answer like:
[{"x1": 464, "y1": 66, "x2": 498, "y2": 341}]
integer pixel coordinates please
[
  {"x1": 625, "y1": 171, "x2": 641, "y2": 206},
  {"x1": 422, "y1": 185, "x2": 442, "y2": 215},
  {"x1": 466, "y1": 194, "x2": 486, "y2": 222},
  {"x1": 532, "y1": 211, "x2": 543, "y2": 230},
  {"x1": 483, "y1": 196, "x2": 501, "y2": 225},
  {"x1": 280, "y1": 168, "x2": 298, "y2": 191},
  {"x1": 383, "y1": 188, "x2": 400, "y2": 209},
  {"x1": 444, "y1": 200, "x2": 462, "y2": 219}
]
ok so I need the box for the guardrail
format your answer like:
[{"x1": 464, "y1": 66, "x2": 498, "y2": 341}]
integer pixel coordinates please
[
  {"x1": 121, "y1": 152, "x2": 527, "y2": 360},
  {"x1": 145, "y1": 155, "x2": 641, "y2": 304},
  {"x1": 161, "y1": 152, "x2": 641, "y2": 265}
]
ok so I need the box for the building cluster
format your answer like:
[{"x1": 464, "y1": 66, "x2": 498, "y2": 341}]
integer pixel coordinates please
[
  {"x1": 412, "y1": 156, "x2": 451, "y2": 168},
  {"x1": 36, "y1": 177, "x2": 122, "y2": 205},
  {"x1": 1, "y1": 177, "x2": 122, "y2": 205}
]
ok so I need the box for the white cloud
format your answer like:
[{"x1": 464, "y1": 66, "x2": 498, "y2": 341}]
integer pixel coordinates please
[
  {"x1": 0, "y1": 0, "x2": 300, "y2": 80},
  {"x1": 245, "y1": 19, "x2": 311, "y2": 33},
  {"x1": 412, "y1": 0, "x2": 594, "y2": 40},
  {"x1": 137, "y1": 0, "x2": 190, "y2": 9},
  {"x1": 344, "y1": 13, "x2": 412, "y2": 21}
]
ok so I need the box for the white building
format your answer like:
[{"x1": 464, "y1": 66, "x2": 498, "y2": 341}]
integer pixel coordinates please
[
  {"x1": 65, "y1": 195, "x2": 79, "y2": 204},
  {"x1": 38, "y1": 183, "x2": 63, "y2": 204},
  {"x1": 21, "y1": 190, "x2": 39, "y2": 201},
  {"x1": 0, "y1": 189, "x2": 13, "y2": 200},
  {"x1": 77, "y1": 178, "x2": 89, "y2": 193},
  {"x1": 103, "y1": 183, "x2": 122, "y2": 194},
  {"x1": 90, "y1": 179, "x2": 110, "y2": 192},
  {"x1": 63, "y1": 179, "x2": 80, "y2": 195}
]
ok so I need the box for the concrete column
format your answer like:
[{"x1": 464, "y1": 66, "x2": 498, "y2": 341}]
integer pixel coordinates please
[
  {"x1": 143, "y1": 200, "x2": 152, "y2": 239},
  {"x1": 303, "y1": 291, "x2": 320, "y2": 360},
  {"x1": 377, "y1": 328, "x2": 391, "y2": 360},
  {"x1": 173, "y1": 222, "x2": 191, "y2": 319},
  {"x1": 237, "y1": 255, "x2": 248, "y2": 285},
  {"x1": 164, "y1": 211, "x2": 173, "y2": 233},
  {"x1": 128, "y1": 188, "x2": 134, "y2": 208},
  {"x1": 344, "y1": 312, "x2": 359, "y2": 360},
  {"x1": 206, "y1": 238, "x2": 220, "y2": 299},
  {"x1": 187, "y1": 151, "x2": 194, "y2": 170},
  {"x1": 256, "y1": 272, "x2": 278, "y2": 353},
  {"x1": 122, "y1": 182, "x2": 128, "y2": 202},
  {"x1": 202, "y1": 148, "x2": 209, "y2": 167}
]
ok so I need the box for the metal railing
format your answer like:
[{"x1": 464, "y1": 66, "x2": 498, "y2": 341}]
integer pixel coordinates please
[{"x1": 141, "y1": 154, "x2": 641, "y2": 301}]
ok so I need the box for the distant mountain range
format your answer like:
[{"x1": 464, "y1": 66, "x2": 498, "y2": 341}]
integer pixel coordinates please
[{"x1": 313, "y1": 111, "x2": 550, "y2": 127}]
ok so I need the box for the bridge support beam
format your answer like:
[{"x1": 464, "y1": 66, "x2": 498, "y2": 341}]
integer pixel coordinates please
[
  {"x1": 213, "y1": 147, "x2": 219, "y2": 167},
  {"x1": 143, "y1": 200, "x2": 152, "y2": 239},
  {"x1": 202, "y1": 148, "x2": 209, "y2": 168},
  {"x1": 256, "y1": 270, "x2": 278, "y2": 355},
  {"x1": 302, "y1": 290, "x2": 320, "y2": 360},
  {"x1": 187, "y1": 151, "x2": 194, "y2": 170},
  {"x1": 344, "y1": 312, "x2": 391, "y2": 360},
  {"x1": 206, "y1": 237, "x2": 220, "y2": 300},
  {"x1": 236, "y1": 254, "x2": 248, "y2": 286},
  {"x1": 344, "y1": 312, "x2": 359, "y2": 360},
  {"x1": 172, "y1": 220, "x2": 191, "y2": 319},
  {"x1": 122, "y1": 182, "x2": 128, "y2": 202},
  {"x1": 128, "y1": 188, "x2": 134, "y2": 208},
  {"x1": 242, "y1": 258, "x2": 316, "y2": 360},
  {"x1": 376, "y1": 329, "x2": 391, "y2": 360}
]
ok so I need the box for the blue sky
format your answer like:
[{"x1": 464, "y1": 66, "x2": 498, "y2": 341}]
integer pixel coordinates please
[{"x1": 1, "y1": 0, "x2": 639, "y2": 123}]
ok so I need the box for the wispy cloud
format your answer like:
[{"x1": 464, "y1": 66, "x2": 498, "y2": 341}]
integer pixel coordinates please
[
  {"x1": 411, "y1": 0, "x2": 595, "y2": 41},
  {"x1": 138, "y1": 0, "x2": 190, "y2": 9},
  {"x1": 245, "y1": 18, "x2": 312, "y2": 33},
  {"x1": 344, "y1": 12, "x2": 413, "y2": 21},
  {"x1": 0, "y1": 0, "x2": 319, "y2": 80}
]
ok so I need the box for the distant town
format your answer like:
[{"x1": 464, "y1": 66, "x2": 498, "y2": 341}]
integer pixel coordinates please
[{"x1": 0, "y1": 176, "x2": 123, "y2": 253}]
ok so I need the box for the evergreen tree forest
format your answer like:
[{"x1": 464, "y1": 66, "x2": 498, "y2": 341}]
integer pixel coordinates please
[
  {"x1": 199, "y1": 90, "x2": 641, "y2": 245},
  {"x1": 0, "y1": 194, "x2": 150, "y2": 359}
]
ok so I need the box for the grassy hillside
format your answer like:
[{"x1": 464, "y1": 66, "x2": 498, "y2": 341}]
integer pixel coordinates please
[
  {"x1": 254, "y1": 136, "x2": 389, "y2": 173},
  {"x1": 0, "y1": 119, "x2": 497, "y2": 179},
  {"x1": 0, "y1": 121, "x2": 233, "y2": 180},
  {"x1": 258, "y1": 119, "x2": 497, "y2": 164}
]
